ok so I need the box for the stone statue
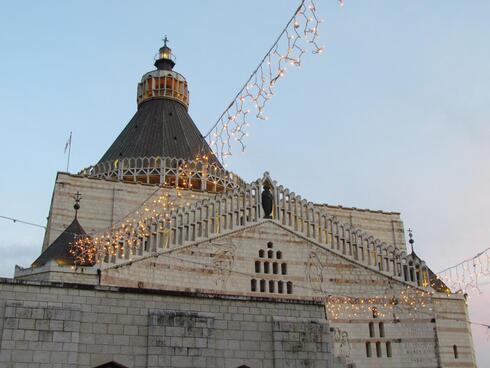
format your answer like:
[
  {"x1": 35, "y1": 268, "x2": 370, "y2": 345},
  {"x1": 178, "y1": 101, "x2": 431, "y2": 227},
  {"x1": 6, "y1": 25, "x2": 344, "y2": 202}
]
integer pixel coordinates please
[{"x1": 262, "y1": 183, "x2": 274, "y2": 219}]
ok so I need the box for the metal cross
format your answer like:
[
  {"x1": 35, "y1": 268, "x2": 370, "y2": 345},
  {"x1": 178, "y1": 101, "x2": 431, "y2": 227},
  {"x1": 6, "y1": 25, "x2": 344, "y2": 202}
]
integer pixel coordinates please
[
  {"x1": 163, "y1": 35, "x2": 169, "y2": 47},
  {"x1": 73, "y1": 191, "x2": 82, "y2": 217},
  {"x1": 408, "y1": 228, "x2": 414, "y2": 253},
  {"x1": 73, "y1": 191, "x2": 82, "y2": 204}
]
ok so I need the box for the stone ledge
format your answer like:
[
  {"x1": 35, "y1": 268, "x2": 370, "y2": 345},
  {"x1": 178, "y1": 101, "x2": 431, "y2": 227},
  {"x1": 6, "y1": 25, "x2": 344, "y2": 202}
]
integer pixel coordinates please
[{"x1": 0, "y1": 277, "x2": 324, "y2": 306}]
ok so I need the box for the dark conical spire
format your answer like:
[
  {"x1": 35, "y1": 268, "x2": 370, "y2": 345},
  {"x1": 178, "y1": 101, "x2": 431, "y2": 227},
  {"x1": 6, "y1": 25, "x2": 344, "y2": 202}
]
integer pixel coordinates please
[
  {"x1": 32, "y1": 192, "x2": 93, "y2": 267},
  {"x1": 96, "y1": 39, "x2": 222, "y2": 169}
]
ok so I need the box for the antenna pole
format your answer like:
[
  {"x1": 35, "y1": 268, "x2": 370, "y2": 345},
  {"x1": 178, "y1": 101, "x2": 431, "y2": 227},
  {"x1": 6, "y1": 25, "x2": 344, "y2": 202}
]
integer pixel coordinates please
[{"x1": 66, "y1": 131, "x2": 72, "y2": 172}]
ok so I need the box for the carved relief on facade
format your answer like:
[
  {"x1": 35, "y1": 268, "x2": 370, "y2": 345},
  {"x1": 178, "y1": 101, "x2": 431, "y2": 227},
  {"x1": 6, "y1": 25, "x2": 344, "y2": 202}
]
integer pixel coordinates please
[{"x1": 197, "y1": 241, "x2": 237, "y2": 288}]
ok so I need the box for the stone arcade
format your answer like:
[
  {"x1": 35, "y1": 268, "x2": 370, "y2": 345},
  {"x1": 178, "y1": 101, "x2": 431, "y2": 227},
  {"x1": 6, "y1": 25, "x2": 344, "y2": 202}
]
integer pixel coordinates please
[{"x1": 0, "y1": 42, "x2": 477, "y2": 368}]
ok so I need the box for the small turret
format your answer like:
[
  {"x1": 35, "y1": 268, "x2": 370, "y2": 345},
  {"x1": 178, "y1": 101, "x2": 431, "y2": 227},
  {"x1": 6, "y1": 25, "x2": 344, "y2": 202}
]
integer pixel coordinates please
[
  {"x1": 154, "y1": 36, "x2": 176, "y2": 71},
  {"x1": 137, "y1": 36, "x2": 189, "y2": 108}
]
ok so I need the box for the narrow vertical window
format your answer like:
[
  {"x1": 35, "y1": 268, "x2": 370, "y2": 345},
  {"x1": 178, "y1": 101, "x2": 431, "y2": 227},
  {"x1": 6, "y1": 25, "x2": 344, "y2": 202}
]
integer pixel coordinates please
[
  {"x1": 264, "y1": 262, "x2": 270, "y2": 274},
  {"x1": 453, "y1": 345, "x2": 458, "y2": 359},
  {"x1": 287, "y1": 281, "x2": 293, "y2": 294},
  {"x1": 260, "y1": 279, "x2": 265, "y2": 292},
  {"x1": 269, "y1": 280, "x2": 275, "y2": 293},
  {"x1": 259, "y1": 249, "x2": 265, "y2": 258},
  {"x1": 281, "y1": 263, "x2": 287, "y2": 275},
  {"x1": 376, "y1": 341, "x2": 382, "y2": 357},
  {"x1": 255, "y1": 261, "x2": 261, "y2": 273},
  {"x1": 386, "y1": 341, "x2": 392, "y2": 358},
  {"x1": 251, "y1": 279, "x2": 257, "y2": 292},
  {"x1": 278, "y1": 281, "x2": 284, "y2": 294},
  {"x1": 273, "y1": 262, "x2": 278, "y2": 274},
  {"x1": 369, "y1": 322, "x2": 375, "y2": 337},
  {"x1": 267, "y1": 241, "x2": 273, "y2": 248},
  {"x1": 366, "y1": 342, "x2": 372, "y2": 357},
  {"x1": 379, "y1": 322, "x2": 385, "y2": 337},
  {"x1": 276, "y1": 251, "x2": 282, "y2": 259},
  {"x1": 268, "y1": 250, "x2": 273, "y2": 258}
]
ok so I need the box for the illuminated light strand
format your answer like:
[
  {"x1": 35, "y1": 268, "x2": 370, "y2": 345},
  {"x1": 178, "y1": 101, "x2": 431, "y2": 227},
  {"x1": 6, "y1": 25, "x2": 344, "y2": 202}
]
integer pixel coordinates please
[
  {"x1": 205, "y1": 0, "x2": 336, "y2": 163},
  {"x1": 69, "y1": 154, "x2": 217, "y2": 266},
  {"x1": 434, "y1": 247, "x2": 490, "y2": 295},
  {"x1": 153, "y1": 252, "x2": 489, "y2": 329}
]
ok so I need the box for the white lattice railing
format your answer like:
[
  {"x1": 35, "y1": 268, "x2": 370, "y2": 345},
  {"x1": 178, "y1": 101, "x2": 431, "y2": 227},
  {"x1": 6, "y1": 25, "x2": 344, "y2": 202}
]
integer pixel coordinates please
[
  {"x1": 79, "y1": 156, "x2": 245, "y2": 192},
  {"x1": 101, "y1": 175, "x2": 430, "y2": 289}
]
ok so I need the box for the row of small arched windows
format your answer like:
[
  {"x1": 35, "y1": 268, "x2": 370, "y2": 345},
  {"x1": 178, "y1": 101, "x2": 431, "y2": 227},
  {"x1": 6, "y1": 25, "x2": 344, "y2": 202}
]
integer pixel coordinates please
[
  {"x1": 255, "y1": 261, "x2": 287, "y2": 275},
  {"x1": 251, "y1": 279, "x2": 293, "y2": 294},
  {"x1": 366, "y1": 341, "x2": 392, "y2": 358},
  {"x1": 258, "y1": 249, "x2": 282, "y2": 259}
]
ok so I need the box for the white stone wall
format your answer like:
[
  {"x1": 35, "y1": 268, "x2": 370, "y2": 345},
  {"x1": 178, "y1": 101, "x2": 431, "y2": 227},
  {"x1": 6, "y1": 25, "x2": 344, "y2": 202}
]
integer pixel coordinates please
[
  {"x1": 0, "y1": 280, "x2": 334, "y2": 368},
  {"x1": 101, "y1": 221, "x2": 475, "y2": 368},
  {"x1": 42, "y1": 173, "x2": 213, "y2": 252}
]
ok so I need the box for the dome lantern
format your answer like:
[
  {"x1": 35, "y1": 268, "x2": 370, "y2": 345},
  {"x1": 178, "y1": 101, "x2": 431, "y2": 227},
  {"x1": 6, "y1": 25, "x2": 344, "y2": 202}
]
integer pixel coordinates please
[{"x1": 137, "y1": 36, "x2": 189, "y2": 108}]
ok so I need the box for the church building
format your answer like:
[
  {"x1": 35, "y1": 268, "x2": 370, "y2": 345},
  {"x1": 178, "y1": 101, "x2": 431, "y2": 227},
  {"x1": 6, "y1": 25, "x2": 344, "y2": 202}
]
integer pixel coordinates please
[{"x1": 0, "y1": 41, "x2": 477, "y2": 368}]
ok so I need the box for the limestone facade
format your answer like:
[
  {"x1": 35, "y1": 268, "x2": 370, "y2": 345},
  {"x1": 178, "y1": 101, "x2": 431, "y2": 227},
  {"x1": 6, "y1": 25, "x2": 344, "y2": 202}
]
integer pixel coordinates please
[
  {"x1": 6, "y1": 172, "x2": 477, "y2": 368},
  {"x1": 0, "y1": 279, "x2": 334, "y2": 368}
]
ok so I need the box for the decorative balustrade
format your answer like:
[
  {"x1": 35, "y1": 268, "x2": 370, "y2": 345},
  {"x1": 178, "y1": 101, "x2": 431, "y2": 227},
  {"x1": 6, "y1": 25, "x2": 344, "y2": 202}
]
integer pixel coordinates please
[
  {"x1": 79, "y1": 156, "x2": 245, "y2": 192},
  {"x1": 101, "y1": 174, "x2": 430, "y2": 289}
]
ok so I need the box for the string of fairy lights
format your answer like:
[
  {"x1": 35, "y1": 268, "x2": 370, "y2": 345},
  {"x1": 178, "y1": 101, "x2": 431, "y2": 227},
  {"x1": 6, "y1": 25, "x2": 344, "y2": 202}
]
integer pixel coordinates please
[
  {"x1": 131, "y1": 251, "x2": 490, "y2": 332},
  {"x1": 1, "y1": 0, "x2": 489, "y2": 336},
  {"x1": 2, "y1": 213, "x2": 490, "y2": 333},
  {"x1": 69, "y1": 154, "x2": 226, "y2": 265},
  {"x1": 204, "y1": 0, "x2": 342, "y2": 163},
  {"x1": 434, "y1": 247, "x2": 490, "y2": 294}
]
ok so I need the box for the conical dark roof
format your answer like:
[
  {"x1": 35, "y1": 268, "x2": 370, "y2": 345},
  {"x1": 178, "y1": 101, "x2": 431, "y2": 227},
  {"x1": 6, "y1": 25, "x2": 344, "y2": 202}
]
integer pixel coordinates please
[
  {"x1": 98, "y1": 99, "x2": 221, "y2": 167},
  {"x1": 32, "y1": 218, "x2": 92, "y2": 267},
  {"x1": 411, "y1": 251, "x2": 450, "y2": 293}
]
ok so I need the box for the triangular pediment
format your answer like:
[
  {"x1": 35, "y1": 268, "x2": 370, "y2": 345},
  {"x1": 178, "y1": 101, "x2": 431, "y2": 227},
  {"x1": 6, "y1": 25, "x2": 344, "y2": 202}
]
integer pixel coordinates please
[
  {"x1": 100, "y1": 173, "x2": 433, "y2": 294},
  {"x1": 102, "y1": 220, "x2": 427, "y2": 301}
]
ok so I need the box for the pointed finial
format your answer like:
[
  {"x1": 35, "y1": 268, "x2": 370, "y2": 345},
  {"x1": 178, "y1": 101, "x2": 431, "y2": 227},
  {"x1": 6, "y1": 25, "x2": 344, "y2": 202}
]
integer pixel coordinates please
[
  {"x1": 163, "y1": 35, "x2": 169, "y2": 47},
  {"x1": 73, "y1": 191, "x2": 82, "y2": 218},
  {"x1": 408, "y1": 228, "x2": 414, "y2": 253}
]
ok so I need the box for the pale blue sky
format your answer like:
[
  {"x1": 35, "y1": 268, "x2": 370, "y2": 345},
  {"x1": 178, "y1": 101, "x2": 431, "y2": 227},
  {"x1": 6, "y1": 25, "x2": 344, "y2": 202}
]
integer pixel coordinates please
[{"x1": 1, "y1": 1, "x2": 489, "y2": 364}]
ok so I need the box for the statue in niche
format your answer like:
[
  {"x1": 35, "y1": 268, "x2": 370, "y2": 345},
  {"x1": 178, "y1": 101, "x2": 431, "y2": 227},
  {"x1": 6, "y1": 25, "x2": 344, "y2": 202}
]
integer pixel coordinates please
[{"x1": 261, "y1": 182, "x2": 274, "y2": 219}]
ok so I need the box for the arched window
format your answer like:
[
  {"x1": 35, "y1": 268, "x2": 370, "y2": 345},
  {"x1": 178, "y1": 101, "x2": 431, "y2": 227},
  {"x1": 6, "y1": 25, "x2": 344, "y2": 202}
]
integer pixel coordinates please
[
  {"x1": 386, "y1": 341, "x2": 392, "y2": 358},
  {"x1": 260, "y1": 279, "x2": 266, "y2": 292},
  {"x1": 365, "y1": 342, "x2": 372, "y2": 357},
  {"x1": 369, "y1": 322, "x2": 375, "y2": 337},
  {"x1": 376, "y1": 341, "x2": 382, "y2": 357},
  {"x1": 379, "y1": 322, "x2": 385, "y2": 337},
  {"x1": 267, "y1": 241, "x2": 273, "y2": 248},
  {"x1": 264, "y1": 262, "x2": 270, "y2": 274},
  {"x1": 276, "y1": 251, "x2": 282, "y2": 259},
  {"x1": 273, "y1": 262, "x2": 278, "y2": 274},
  {"x1": 268, "y1": 250, "x2": 273, "y2": 258},
  {"x1": 255, "y1": 261, "x2": 261, "y2": 273},
  {"x1": 281, "y1": 263, "x2": 287, "y2": 275},
  {"x1": 287, "y1": 281, "x2": 293, "y2": 294},
  {"x1": 251, "y1": 279, "x2": 257, "y2": 292},
  {"x1": 269, "y1": 280, "x2": 275, "y2": 293},
  {"x1": 278, "y1": 281, "x2": 284, "y2": 294},
  {"x1": 259, "y1": 249, "x2": 265, "y2": 258},
  {"x1": 453, "y1": 345, "x2": 458, "y2": 359},
  {"x1": 94, "y1": 362, "x2": 128, "y2": 368}
]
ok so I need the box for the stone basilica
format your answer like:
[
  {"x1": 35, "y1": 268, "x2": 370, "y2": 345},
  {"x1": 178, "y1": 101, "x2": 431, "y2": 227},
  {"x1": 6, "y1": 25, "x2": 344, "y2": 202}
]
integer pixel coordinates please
[{"x1": 0, "y1": 41, "x2": 477, "y2": 368}]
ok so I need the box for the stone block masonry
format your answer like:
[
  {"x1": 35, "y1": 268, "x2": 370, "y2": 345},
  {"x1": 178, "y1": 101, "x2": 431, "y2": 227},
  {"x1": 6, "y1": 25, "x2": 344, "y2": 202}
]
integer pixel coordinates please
[{"x1": 0, "y1": 279, "x2": 334, "y2": 368}]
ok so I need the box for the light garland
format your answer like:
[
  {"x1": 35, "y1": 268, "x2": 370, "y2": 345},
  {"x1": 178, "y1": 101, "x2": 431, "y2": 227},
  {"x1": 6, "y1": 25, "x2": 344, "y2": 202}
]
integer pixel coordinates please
[
  {"x1": 324, "y1": 285, "x2": 432, "y2": 320},
  {"x1": 435, "y1": 247, "x2": 490, "y2": 294},
  {"x1": 69, "y1": 154, "x2": 217, "y2": 265},
  {"x1": 205, "y1": 0, "x2": 338, "y2": 163}
]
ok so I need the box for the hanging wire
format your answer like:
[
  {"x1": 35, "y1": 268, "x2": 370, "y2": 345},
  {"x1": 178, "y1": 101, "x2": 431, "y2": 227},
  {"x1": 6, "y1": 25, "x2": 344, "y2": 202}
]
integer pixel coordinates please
[{"x1": 204, "y1": 0, "x2": 335, "y2": 163}]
